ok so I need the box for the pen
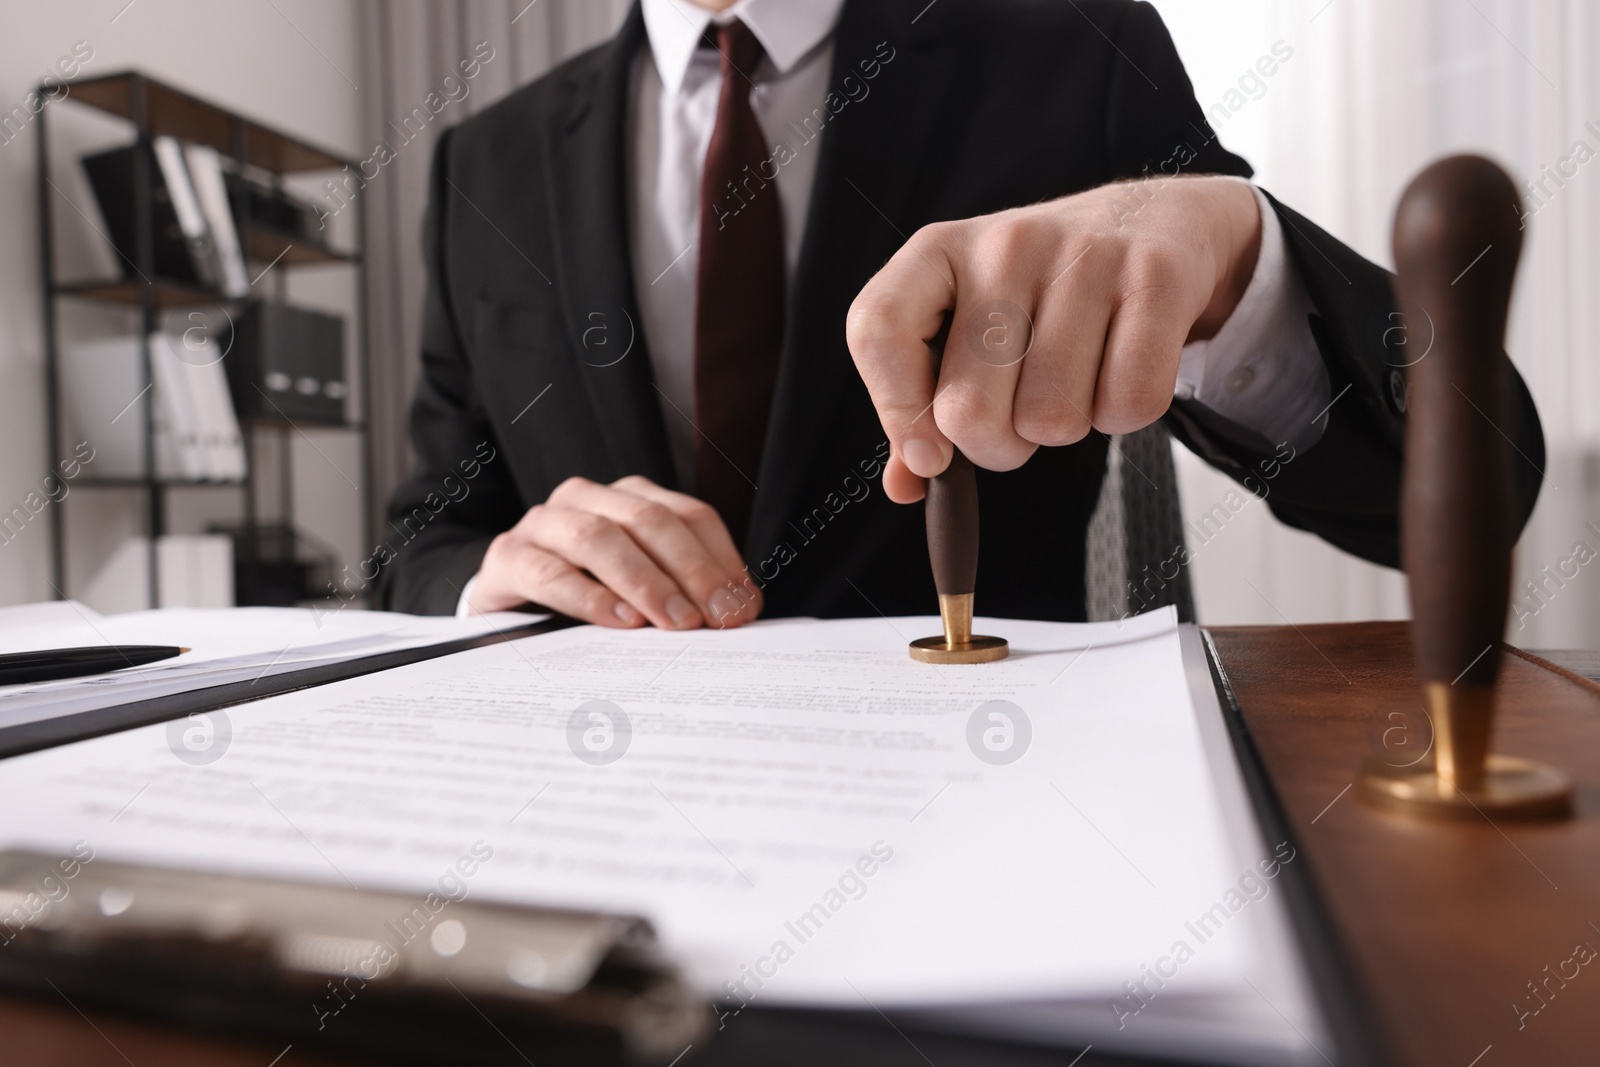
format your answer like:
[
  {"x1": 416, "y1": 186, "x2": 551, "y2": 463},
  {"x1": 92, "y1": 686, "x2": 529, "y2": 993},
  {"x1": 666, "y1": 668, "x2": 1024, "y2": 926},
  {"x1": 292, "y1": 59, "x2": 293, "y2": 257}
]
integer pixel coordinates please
[{"x1": 0, "y1": 646, "x2": 189, "y2": 686}]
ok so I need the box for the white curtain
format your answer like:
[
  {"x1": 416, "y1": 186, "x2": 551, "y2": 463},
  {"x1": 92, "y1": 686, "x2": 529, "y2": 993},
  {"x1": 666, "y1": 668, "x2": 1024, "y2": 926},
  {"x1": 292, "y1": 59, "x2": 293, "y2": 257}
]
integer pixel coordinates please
[
  {"x1": 358, "y1": 0, "x2": 632, "y2": 539},
  {"x1": 1152, "y1": 0, "x2": 1600, "y2": 649}
]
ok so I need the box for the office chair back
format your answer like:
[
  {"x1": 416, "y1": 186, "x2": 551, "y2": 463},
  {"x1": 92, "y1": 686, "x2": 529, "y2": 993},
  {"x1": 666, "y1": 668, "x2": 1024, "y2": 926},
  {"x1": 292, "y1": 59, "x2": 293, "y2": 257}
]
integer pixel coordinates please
[{"x1": 1085, "y1": 422, "x2": 1195, "y2": 623}]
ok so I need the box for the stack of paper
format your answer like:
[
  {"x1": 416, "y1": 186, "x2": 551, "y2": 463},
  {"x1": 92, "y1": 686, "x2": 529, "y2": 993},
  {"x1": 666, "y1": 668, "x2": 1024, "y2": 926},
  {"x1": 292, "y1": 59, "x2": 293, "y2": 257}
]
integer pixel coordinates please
[
  {"x1": 0, "y1": 607, "x2": 1327, "y2": 1065},
  {"x1": 0, "y1": 601, "x2": 545, "y2": 728}
]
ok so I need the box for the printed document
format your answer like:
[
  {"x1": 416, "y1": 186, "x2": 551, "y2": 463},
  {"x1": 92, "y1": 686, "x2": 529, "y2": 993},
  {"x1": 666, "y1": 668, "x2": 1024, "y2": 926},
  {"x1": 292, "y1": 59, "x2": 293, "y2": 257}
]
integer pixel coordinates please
[{"x1": 0, "y1": 608, "x2": 1322, "y2": 1060}]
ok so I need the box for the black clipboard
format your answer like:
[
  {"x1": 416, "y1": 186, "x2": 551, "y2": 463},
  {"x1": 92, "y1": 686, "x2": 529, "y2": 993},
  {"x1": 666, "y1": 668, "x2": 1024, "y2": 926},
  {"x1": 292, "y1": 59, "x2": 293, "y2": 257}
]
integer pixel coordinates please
[
  {"x1": 0, "y1": 616, "x2": 1382, "y2": 1067},
  {"x1": 0, "y1": 848, "x2": 707, "y2": 1065}
]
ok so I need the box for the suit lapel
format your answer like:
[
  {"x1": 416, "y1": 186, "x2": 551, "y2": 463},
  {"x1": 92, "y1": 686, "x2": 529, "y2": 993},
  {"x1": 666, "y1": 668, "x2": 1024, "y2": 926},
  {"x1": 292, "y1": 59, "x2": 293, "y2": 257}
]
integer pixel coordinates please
[
  {"x1": 540, "y1": 3, "x2": 678, "y2": 488},
  {"x1": 747, "y1": 0, "x2": 963, "y2": 556},
  {"x1": 537, "y1": 0, "x2": 961, "y2": 541}
]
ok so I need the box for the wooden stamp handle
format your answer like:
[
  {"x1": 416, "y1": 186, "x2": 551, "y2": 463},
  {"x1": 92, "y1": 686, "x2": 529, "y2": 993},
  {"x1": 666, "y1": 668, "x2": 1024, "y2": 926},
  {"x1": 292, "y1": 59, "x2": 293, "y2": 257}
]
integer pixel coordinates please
[
  {"x1": 924, "y1": 313, "x2": 979, "y2": 598},
  {"x1": 926, "y1": 451, "x2": 980, "y2": 597},
  {"x1": 1358, "y1": 154, "x2": 1568, "y2": 816},
  {"x1": 1393, "y1": 155, "x2": 1523, "y2": 689}
]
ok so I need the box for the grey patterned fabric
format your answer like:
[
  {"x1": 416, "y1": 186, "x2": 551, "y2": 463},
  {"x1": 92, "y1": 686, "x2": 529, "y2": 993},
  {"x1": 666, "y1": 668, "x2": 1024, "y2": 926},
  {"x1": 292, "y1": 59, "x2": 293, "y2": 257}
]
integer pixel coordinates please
[
  {"x1": 358, "y1": 0, "x2": 633, "y2": 545},
  {"x1": 1084, "y1": 423, "x2": 1195, "y2": 623}
]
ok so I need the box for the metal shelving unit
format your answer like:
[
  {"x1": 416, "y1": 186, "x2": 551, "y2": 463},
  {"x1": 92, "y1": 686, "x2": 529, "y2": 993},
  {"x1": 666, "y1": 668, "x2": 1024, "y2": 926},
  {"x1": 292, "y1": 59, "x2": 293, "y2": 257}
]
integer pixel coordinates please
[{"x1": 37, "y1": 71, "x2": 372, "y2": 607}]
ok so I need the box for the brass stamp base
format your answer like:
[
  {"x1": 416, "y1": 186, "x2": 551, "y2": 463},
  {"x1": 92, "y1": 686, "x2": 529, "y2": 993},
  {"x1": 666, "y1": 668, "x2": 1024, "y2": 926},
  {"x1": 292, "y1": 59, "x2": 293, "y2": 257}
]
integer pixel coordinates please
[
  {"x1": 909, "y1": 635, "x2": 1009, "y2": 664},
  {"x1": 910, "y1": 592, "x2": 1009, "y2": 664},
  {"x1": 1357, "y1": 754, "x2": 1573, "y2": 820}
]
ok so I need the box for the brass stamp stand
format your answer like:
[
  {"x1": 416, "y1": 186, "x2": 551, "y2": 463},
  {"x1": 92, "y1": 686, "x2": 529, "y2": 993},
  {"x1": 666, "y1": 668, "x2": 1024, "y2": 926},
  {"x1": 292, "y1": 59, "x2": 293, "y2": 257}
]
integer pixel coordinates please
[
  {"x1": 910, "y1": 592, "x2": 1008, "y2": 664},
  {"x1": 1358, "y1": 684, "x2": 1571, "y2": 819},
  {"x1": 1355, "y1": 154, "x2": 1570, "y2": 820}
]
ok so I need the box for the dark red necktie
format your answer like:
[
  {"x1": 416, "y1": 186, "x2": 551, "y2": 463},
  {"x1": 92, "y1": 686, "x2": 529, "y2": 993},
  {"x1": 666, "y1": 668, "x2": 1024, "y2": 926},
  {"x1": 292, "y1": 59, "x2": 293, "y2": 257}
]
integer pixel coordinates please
[{"x1": 693, "y1": 20, "x2": 784, "y2": 549}]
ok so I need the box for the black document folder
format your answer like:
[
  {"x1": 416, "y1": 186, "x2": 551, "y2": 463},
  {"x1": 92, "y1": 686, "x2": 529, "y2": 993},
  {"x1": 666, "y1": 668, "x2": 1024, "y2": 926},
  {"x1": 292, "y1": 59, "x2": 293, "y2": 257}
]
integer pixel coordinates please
[{"x1": 81, "y1": 141, "x2": 215, "y2": 289}]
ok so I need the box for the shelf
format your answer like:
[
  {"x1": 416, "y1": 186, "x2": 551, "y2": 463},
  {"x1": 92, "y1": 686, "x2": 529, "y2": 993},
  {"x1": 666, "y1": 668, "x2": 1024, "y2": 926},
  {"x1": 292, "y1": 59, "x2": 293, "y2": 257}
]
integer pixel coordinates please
[
  {"x1": 242, "y1": 225, "x2": 357, "y2": 267},
  {"x1": 62, "y1": 72, "x2": 352, "y2": 174},
  {"x1": 53, "y1": 278, "x2": 232, "y2": 308},
  {"x1": 53, "y1": 233, "x2": 353, "y2": 308},
  {"x1": 41, "y1": 67, "x2": 372, "y2": 608},
  {"x1": 75, "y1": 477, "x2": 247, "y2": 489},
  {"x1": 243, "y1": 414, "x2": 363, "y2": 432}
]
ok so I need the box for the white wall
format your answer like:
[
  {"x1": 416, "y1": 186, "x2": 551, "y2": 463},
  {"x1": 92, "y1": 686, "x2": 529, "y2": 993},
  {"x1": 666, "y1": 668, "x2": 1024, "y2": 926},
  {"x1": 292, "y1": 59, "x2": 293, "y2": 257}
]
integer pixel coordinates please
[{"x1": 0, "y1": 0, "x2": 364, "y2": 607}]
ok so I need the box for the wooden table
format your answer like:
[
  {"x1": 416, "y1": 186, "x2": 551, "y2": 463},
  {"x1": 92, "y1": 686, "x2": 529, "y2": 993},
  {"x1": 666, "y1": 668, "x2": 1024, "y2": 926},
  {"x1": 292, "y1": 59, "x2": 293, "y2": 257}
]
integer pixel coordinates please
[
  {"x1": 1207, "y1": 623, "x2": 1600, "y2": 1067},
  {"x1": 2, "y1": 624, "x2": 1595, "y2": 1066}
]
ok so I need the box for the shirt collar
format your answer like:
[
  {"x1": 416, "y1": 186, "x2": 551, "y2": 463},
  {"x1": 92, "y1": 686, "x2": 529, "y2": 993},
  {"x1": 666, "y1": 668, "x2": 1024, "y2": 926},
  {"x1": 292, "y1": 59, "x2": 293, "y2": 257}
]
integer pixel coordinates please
[{"x1": 640, "y1": 0, "x2": 847, "y2": 96}]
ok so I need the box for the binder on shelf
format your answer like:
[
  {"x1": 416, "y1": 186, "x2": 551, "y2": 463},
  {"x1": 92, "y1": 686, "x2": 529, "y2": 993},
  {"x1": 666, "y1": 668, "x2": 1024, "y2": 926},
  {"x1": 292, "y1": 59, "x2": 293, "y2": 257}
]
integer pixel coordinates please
[
  {"x1": 0, "y1": 850, "x2": 705, "y2": 1065},
  {"x1": 183, "y1": 144, "x2": 250, "y2": 297},
  {"x1": 82, "y1": 142, "x2": 215, "y2": 290},
  {"x1": 59, "y1": 332, "x2": 247, "y2": 483},
  {"x1": 147, "y1": 332, "x2": 207, "y2": 480},
  {"x1": 61, "y1": 335, "x2": 178, "y2": 480},
  {"x1": 149, "y1": 136, "x2": 222, "y2": 291},
  {"x1": 226, "y1": 169, "x2": 329, "y2": 247},
  {"x1": 225, "y1": 302, "x2": 347, "y2": 425},
  {"x1": 159, "y1": 330, "x2": 248, "y2": 481},
  {"x1": 80, "y1": 137, "x2": 337, "y2": 296}
]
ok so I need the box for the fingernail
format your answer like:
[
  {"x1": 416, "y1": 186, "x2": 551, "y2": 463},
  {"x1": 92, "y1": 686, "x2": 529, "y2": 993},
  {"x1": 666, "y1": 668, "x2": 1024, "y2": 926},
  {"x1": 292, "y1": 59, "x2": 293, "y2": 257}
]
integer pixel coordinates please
[
  {"x1": 665, "y1": 594, "x2": 699, "y2": 628},
  {"x1": 902, "y1": 437, "x2": 949, "y2": 478},
  {"x1": 707, "y1": 588, "x2": 743, "y2": 626},
  {"x1": 614, "y1": 601, "x2": 643, "y2": 625}
]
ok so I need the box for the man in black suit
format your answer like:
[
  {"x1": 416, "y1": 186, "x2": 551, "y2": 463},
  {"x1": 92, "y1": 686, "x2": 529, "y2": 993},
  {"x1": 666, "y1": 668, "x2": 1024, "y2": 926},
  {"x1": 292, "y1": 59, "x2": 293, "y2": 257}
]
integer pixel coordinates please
[{"x1": 378, "y1": 0, "x2": 1543, "y2": 627}]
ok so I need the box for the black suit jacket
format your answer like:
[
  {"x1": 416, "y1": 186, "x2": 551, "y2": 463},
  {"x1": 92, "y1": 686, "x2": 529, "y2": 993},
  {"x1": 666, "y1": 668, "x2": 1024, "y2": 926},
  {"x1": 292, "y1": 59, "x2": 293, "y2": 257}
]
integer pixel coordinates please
[{"x1": 378, "y1": 0, "x2": 1544, "y2": 619}]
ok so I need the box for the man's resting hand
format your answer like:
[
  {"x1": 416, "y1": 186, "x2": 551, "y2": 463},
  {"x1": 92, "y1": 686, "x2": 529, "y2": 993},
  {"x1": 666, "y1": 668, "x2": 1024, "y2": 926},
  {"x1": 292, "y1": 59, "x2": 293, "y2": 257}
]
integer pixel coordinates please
[{"x1": 467, "y1": 475, "x2": 761, "y2": 629}]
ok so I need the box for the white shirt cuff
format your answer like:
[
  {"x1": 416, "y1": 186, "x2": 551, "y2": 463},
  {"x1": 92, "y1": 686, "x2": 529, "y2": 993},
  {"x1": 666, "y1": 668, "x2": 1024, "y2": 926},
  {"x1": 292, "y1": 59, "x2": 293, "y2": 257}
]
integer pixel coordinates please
[
  {"x1": 455, "y1": 575, "x2": 478, "y2": 617},
  {"x1": 1173, "y1": 181, "x2": 1331, "y2": 453}
]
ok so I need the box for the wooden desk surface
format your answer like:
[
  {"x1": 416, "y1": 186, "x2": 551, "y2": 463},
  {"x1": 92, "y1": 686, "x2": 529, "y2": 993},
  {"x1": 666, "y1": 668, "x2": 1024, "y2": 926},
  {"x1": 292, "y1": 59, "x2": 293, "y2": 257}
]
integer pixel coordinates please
[
  {"x1": 1208, "y1": 623, "x2": 1600, "y2": 1067},
  {"x1": 3, "y1": 623, "x2": 1596, "y2": 1066},
  {"x1": 0, "y1": 994, "x2": 361, "y2": 1067}
]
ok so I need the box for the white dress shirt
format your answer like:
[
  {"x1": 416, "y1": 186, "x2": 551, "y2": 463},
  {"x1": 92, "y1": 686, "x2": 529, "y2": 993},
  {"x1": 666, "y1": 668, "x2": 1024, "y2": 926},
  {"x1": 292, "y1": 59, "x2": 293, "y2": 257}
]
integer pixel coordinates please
[
  {"x1": 1175, "y1": 181, "x2": 1330, "y2": 452},
  {"x1": 460, "y1": 0, "x2": 1331, "y2": 616}
]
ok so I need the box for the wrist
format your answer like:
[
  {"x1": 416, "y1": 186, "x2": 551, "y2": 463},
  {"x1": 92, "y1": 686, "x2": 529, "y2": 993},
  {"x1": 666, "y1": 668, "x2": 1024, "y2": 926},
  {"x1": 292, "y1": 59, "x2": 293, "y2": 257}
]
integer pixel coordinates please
[{"x1": 1190, "y1": 177, "x2": 1262, "y2": 342}]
